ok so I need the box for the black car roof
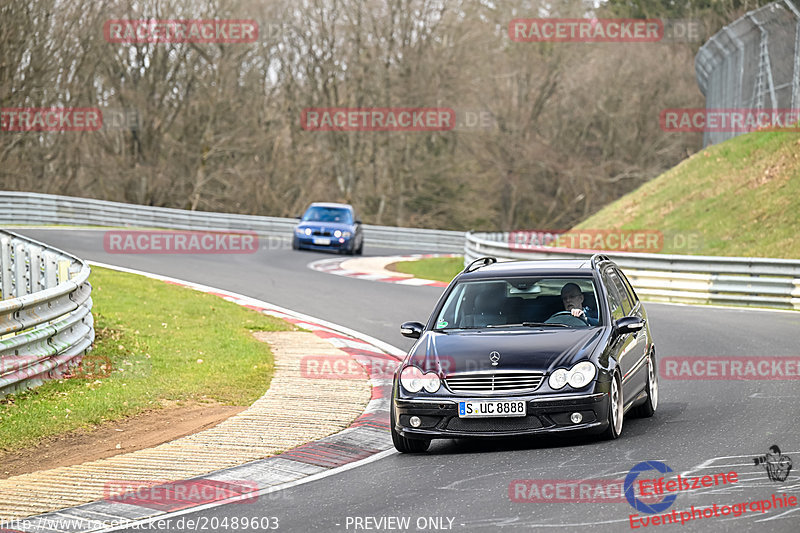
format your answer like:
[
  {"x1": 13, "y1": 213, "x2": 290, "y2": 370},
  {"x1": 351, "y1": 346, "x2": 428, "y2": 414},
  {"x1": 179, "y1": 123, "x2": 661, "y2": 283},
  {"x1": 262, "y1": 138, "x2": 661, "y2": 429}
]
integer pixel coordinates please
[{"x1": 458, "y1": 259, "x2": 601, "y2": 280}]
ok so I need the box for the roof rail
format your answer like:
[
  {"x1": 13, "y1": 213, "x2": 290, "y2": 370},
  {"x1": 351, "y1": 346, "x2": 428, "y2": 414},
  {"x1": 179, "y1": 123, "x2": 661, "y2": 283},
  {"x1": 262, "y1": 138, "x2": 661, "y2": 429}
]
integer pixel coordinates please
[
  {"x1": 590, "y1": 253, "x2": 611, "y2": 269},
  {"x1": 463, "y1": 256, "x2": 497, "y2": 273}
]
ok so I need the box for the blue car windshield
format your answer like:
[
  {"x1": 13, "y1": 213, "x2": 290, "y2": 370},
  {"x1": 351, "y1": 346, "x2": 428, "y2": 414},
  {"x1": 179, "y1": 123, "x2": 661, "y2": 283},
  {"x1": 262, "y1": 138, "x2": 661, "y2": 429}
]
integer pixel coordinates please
[{"x1": 302, "y1": 206, "x2": 353, "y2": 224}]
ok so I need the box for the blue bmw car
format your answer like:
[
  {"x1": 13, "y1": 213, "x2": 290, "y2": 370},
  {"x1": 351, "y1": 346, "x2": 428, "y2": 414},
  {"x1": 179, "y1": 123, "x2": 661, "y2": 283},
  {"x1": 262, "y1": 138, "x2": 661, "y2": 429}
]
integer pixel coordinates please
[{"x1": 292, "y1": 202, "x2": 364, "y2": 254}]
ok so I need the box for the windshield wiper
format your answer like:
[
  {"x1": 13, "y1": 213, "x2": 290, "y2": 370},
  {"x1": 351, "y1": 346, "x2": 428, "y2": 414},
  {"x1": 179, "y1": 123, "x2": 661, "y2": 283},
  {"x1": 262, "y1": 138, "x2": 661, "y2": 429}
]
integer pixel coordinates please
[{"x1": 486, "y1": 322, "x2": 570, "y2": 328}]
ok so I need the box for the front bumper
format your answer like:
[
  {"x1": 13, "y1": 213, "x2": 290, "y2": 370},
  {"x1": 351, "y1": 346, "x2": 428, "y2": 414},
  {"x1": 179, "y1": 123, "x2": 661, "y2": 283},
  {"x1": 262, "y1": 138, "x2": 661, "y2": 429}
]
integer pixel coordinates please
[
  {"x1": 393, "y1": 391, "x2": 610, "y2": 439},
  {"x1": 296, "y1": 236, "x2": 352, "y2": 251}
]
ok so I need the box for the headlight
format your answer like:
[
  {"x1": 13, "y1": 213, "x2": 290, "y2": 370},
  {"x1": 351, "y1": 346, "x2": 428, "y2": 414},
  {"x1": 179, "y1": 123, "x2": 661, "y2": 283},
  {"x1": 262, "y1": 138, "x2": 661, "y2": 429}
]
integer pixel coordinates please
[
  {"x1": 304, "y1": 228, "x2": 312, "y2": 236},
  {"x1": 567, "y1": 361, "x2": 596, "y2": 388},
  {"x1": 400, "y1": 366, "x2": 440, "y2": 393},
  {"x1": 334, "y1": 230, "x2": 342, "y2": 238},
  {"x1": 422, "y1": 373, "x2": 441, "y2": 393},
  {"x1": 549, "y1": 361, "x2": 597, "y2": 390},
  {"x1": 400, "y1": 366, "x2": 424, "y2": 392},
  {"x1": 342, "y1": 231, "x2": 352, "y2": 238},
  {"x1": 549, "y1": 368, "x2": 569, "y2": 389}
]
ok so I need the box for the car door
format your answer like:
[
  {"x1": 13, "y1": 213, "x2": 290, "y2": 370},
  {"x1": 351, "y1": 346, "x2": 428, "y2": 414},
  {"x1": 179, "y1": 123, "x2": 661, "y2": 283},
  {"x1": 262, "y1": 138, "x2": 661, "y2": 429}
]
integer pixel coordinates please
[
  {"x1": 614, "y1": 267, "x2": 649, "y2": 394},
  {"x1": 601, "y1": 267, "x2": 645, "y2": 406}
]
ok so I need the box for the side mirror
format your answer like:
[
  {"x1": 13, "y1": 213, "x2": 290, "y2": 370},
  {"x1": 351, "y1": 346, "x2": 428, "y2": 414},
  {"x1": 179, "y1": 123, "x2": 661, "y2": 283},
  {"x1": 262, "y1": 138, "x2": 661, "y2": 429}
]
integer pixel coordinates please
[
  {"x1": 355, "y1": 219, "x2": 362, "y2": 225},
  {"x1": 295, "y1": 215, "x2": 302, "y2": 220},
  {"x1": 400, "y1": 321, "x2": 424, "y2": 339},
  {"x1": 615, "y1": 316, "x2": 645, "y2": 335}
]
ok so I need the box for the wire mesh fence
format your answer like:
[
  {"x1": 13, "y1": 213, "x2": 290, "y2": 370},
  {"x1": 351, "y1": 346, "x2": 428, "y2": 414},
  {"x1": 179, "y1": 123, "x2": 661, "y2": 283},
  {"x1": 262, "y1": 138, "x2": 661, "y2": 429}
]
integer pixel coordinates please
[{"x1": 695, "y1": 0, "x2": 800, "y2": 146}]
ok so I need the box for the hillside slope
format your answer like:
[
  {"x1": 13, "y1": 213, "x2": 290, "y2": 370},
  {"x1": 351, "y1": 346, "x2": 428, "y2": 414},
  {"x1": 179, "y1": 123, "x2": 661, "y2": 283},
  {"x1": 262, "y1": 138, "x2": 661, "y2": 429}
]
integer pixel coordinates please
[{"x1": 576, "y1": 131, "x2": 800, "y2": 258}]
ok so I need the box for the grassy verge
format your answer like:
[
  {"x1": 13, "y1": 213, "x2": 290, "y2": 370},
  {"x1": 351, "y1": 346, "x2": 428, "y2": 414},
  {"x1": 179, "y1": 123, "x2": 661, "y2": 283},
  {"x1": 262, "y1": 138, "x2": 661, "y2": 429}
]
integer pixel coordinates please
[
  {"x1": 0, "y1": 266, "x2": 293, "y2": 452},
  {"x1": 392, "y1": 256, "x2": 464, "y2": 283},
  {"x1": 576, "y1": 131, "x2": 800, "y2": 257}
]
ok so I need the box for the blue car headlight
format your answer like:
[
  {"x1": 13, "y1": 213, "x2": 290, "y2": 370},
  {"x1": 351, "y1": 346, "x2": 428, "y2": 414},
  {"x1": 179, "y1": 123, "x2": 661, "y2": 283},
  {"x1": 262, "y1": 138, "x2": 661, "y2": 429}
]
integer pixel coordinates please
[{"x1": 334, "y1": 230, "x2": 342, "y2": 238}]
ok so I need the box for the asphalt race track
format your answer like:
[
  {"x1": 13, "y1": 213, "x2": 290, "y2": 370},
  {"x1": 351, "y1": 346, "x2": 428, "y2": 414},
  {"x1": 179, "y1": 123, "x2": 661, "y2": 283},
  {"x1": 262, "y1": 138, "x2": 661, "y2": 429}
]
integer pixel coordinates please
[{"x1": 15, "y1": 228, "x2": 800, "y2": 532}]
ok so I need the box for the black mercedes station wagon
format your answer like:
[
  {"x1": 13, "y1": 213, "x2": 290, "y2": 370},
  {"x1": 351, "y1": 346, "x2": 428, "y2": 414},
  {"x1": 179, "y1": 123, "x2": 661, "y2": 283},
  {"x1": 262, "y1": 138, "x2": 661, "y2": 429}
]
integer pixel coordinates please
[{"x1": 391, "y1": 255, "x2": 658, "y2": 453}]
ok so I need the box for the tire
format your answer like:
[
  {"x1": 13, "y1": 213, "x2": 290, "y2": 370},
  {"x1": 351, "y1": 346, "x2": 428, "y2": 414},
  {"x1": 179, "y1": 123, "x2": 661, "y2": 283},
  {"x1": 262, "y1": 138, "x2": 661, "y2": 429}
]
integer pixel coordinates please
[
  {"x1": 600, "y1": 372, "x2": 623, "y2": 440},
  {"x1": 291, "y1": 236, "x2": 299, "y2": 250},
  {"x1": 355, "y1": 239, "x2": 363, "y2": 255},
  {"x1": 390, "y1": 403, "x2": 431, "y2": 453},
  {"x1": 632, "y1": 351, "x2": 658, "y2": 418}
]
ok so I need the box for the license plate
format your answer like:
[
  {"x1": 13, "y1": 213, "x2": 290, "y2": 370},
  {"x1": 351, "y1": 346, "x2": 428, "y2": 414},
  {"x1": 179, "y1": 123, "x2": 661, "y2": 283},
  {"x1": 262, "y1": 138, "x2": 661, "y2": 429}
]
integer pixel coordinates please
[
  {"x1": 312, "y1": 237, "x2": 331, "y2": 245},
  {"x1": 458, "y1": 400, "x2": 526, "y2": 418}
]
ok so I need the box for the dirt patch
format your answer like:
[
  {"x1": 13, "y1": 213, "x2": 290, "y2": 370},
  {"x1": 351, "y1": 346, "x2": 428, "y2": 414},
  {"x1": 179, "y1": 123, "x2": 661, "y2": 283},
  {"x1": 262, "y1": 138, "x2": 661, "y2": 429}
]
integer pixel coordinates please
[{"x1": 0, "y1": 402, "x2": 245, "y2": 479}]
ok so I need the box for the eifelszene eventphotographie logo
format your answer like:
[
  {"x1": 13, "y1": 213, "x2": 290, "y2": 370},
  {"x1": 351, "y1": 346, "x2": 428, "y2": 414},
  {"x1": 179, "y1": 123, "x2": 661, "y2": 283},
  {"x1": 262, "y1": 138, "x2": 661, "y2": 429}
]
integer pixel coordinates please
[{"x1": 753, "y1": 445, "x2": 793, "y2": 482}]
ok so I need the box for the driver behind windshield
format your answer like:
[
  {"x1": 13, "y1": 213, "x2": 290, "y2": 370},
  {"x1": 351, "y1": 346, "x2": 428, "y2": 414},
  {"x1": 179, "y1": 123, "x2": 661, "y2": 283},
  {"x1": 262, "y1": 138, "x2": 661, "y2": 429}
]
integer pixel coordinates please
[{"x1": 559, "y1": 282, "x2": 599, "y2": 326}]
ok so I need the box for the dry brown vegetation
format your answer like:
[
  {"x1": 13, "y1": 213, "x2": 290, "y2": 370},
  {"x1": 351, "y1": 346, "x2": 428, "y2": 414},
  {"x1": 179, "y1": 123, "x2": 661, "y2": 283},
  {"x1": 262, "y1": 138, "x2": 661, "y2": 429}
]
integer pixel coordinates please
[{"x1": 0, "y1": 0, "x2": 770, "y2": 230}]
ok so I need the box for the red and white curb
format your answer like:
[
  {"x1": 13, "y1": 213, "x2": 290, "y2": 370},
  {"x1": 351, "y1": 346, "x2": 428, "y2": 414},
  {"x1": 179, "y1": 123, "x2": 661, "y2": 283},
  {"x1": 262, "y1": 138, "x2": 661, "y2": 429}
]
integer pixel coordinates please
[
  {"x1": 308, "y1": 254, "x2": 457, "y2": 287},
  {"x1": 14, "y1": 261, "x2": 405, "y2": 533}
]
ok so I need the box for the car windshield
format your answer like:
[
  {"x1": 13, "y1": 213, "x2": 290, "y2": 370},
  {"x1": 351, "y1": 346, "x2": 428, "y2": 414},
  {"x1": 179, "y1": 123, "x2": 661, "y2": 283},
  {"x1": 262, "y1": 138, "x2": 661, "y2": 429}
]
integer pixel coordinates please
[
  {"x1": 434, "y1": 277, "x2": 601, "y2": 330},
  {"x1": 301, "y1": 206, "x2": 352, "y2": 224}
]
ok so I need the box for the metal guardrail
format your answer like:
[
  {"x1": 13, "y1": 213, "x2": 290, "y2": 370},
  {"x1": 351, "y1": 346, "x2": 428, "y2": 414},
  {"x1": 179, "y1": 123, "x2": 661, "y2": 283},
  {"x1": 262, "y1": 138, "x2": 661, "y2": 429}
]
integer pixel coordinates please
[
  {"x1": 0, "y1": 230, "x2": 94, "y2": 396},
  {"x1": 465, "y1": 232, "x2": 800, "y2": 310},
  {"x1": 4, "y1": 193, "x2": 798, "y2": 310},
  {"x1": 0, "y1": 191, "x2": 466, "y2": 253}
]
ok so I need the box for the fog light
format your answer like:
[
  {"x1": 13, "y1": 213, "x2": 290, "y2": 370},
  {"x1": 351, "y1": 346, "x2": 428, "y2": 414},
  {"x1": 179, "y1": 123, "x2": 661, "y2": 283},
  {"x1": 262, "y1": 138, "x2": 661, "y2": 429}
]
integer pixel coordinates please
[
  {"x1": 410, "y1": 416, "x2": 422, "y2": 428},
  {"x1": 570, "y1": 412, "x2": 583, "y2": 424}
]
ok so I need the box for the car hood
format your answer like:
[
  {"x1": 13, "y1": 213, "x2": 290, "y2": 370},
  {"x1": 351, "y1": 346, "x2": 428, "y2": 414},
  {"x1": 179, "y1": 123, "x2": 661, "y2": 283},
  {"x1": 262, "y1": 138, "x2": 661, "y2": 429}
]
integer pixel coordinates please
[
  {"x1": 406, "y1": 328, "x2": 605, "y2": 375},
  {"x1": 295, "y1": 221, "x2": 354, "y2": 231}
]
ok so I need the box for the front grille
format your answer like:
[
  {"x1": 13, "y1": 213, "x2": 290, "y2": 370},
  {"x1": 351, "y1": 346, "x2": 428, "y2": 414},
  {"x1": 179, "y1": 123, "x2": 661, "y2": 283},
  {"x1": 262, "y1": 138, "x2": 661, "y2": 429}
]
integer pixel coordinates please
[
  {"x1": 312, "y1": 230, "x2": 332, "y2": 236},
  {"x1": 447, "y1": 416, "x2": 543, "y2": 432},
  {"x1": 445, "y1": 372, "x2": 545, "y2": 394}
]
